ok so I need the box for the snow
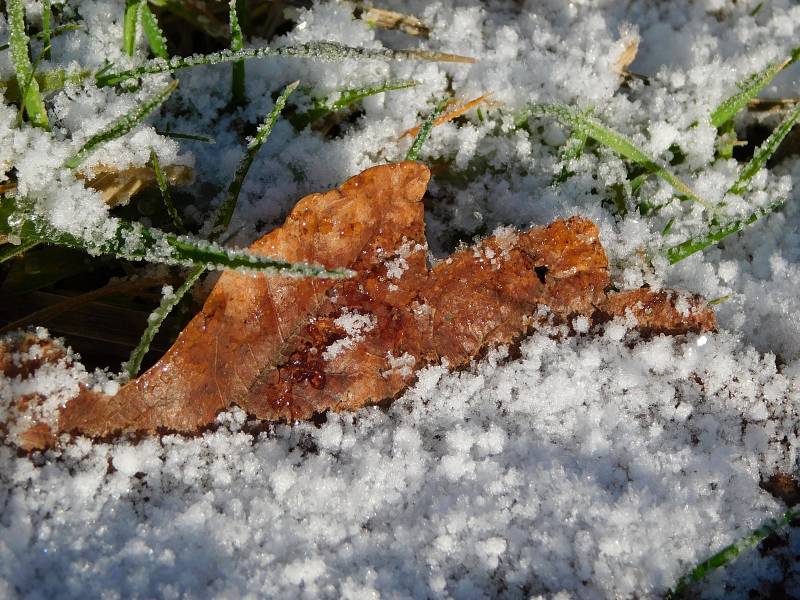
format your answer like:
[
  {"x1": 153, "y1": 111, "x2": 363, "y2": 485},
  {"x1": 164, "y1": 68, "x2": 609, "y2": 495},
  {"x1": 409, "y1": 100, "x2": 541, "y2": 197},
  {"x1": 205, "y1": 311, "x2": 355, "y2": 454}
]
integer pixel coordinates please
[
  {"x1": 322, "y1": 309, "x2": 378, "y2": 361},
  {"x1": 2, "y1": 0, "x2": 800, "y2": 597}
]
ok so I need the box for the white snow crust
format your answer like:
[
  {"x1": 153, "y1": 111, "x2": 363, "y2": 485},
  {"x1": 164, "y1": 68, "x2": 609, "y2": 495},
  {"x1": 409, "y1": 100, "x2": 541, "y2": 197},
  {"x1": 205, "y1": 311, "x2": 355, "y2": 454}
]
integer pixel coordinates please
[{"x1": 2, "y1": 0, "x2": 800, "y2": 598}]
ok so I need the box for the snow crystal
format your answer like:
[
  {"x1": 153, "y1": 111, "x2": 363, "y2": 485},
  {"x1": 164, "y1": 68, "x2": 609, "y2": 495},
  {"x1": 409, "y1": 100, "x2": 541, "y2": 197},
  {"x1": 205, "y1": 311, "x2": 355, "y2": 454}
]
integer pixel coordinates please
[
  {"x1": 381, "y1": 351, "x2": 416, "y2": 379},
  {"x1": 322, "y1": 309, "x2": 377, "y2": 360}
]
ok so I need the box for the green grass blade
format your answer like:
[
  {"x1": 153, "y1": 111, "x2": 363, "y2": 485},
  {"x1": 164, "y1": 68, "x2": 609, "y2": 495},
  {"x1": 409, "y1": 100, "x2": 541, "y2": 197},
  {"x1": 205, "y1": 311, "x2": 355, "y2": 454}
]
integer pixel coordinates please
[
  {"x1": 0, "y1": 23, "x2": 83, "y2": 52},
  {"x1": 0, "y1": 196, "x2": 350, "y2": 276},
  {"x1": 211, "y1": 80, "x2": 297, "y2": 239},
  {"x1": 95, "y1": 41, "x2": 472, "y2": 87},
  {"x1": 666, "y1": 506, "x2": 799, "y2": 598},
  {"x1": 0, "y1": 238, "x2": 39, "y2": 262},
  {"x1": 41, "y1": 0, "x2": 51, "y2": 60},
  {"x1": 405, "y1": 98, "x2": 448, "y2": 161},
  {"x1": 553, "y1": 128, "x2": 589, "y2": 184},
  {"x1": 229, "y1": 0, "x2": 245, "y2": 105},
  {"x1": 140, "y1": 2, "x2": 169, "y2": 60},
  {"x1": 16, "y1": 38, "x2": 52, "y2": 126},
  {"x1": 290, "y1": 79, "x2": 417, "y2": 129},
  {"x1": 525, "y1": 103, "x2": 711, "y2": 208},
  {"x1": 129, "y1": 80, "x2": 297, "y2": 378},
  {"x1": 64, "y1": 79, "x2": 178, "y2": 169},
  {"x1": 150, "y1": 149, "x2": 185, "y2": 233},
  {"x1": 710, "y1": 47, "x2": 799, "y2": 128},
  {"x1": 124, "y1": 265, "x2": 203, "y2": 378},
  {"x1": 668, "y1": 102, "x2": 800, "y2": 262},
  {"x1": 6, "y1": 0, "x2": 49, "y2": 129},
  {"x1": 728, "y1": 102, "x2": 800, "y2": 195},
  {"x1": 665, "y1": 200, "x2": 784, "y2": 263},
  {"x1": 155, "y1": 129, "x2": 215, "y2": 143},
  {"x1": 123, "y1": 0, "x2": 141, "y2": 56}
]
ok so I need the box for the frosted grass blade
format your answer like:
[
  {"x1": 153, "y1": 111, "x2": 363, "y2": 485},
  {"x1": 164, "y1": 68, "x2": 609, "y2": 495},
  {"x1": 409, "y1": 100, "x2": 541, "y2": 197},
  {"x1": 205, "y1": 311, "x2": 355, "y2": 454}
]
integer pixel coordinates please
[
  {"x1": 129, "y1": 81, "x2": 299, "y2": 376},
  {"x1": 710, "y1": 46, "x2": 800, "y2": 128},
  {"x1": 140, "y1": 2, "x2": 169, "y2": 60},
  {"x1": 0, "y1": 23, "x2": 83, "y2": 52},
  {"x1": 41, "y1": 0, "x2": 51, "y2": 60},
  {"x1": 155, "y1": 130, "x2": 214, "y2": 143},
  {"x1": 666, "y1": 506, "x2": 799, "y2": 598},
  {"x1": 728, "y1": 102, "x2": 800, "y2": 195},
  {"x1": 668, "y1": 102, "x2": 800, "y2": 262},
  {"x1": 525, "y1": 103, "x2": 711, "y2": 208},
  {"x1": 124, "y1": 265, "x2": 203, "y2": 378},
  {"x1": 123, "y1": 0, "x2": 141, "y2": 56},
  {"x1": 0, "y1": 238, "x2": 39, "y2": 262},
  {"x1": 665, "y1": 200, "x2": 784, "y2": 263},
  {"x1": 290, "y1": 79, "x2": 417, "y2": 128},
  {"x1": 150, "y1": 149, "x2": 185, "y2": 233},
  {"x1": 229, "y1": 0, "x2": 245, "y2": 104},
  {"x1": 211, "y1": 80, "x2": 298, "y2": 239},
  {"x1": 554, "y1": 128, "x2": 589, "y2": 184},
  {"x1": 64, "y1": 79, "x2": 178, "y2": 169},
  {"x1": 95, "y1": 41, "x2": 473, "y2": 87},
  {"x1": 0, "y1": 197, "x2": 349, "y2": 276},
  {"x1": 6, "y1": 0, "x2": 49, "y2": 128},
  {"x1": 405, "y1": 99, "x2": 448, "y2": 161}
]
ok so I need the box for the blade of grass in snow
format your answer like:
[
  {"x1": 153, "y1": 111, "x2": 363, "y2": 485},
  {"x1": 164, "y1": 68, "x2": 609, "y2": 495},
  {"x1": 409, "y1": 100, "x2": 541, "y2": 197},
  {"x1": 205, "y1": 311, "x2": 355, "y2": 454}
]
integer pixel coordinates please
[
  {"x1": 150, "y1": 149, "x2": 185, "y2": 233},
  {"x1": 728, "y1": 102, "x2": 800, "y2": 195},
  {"x1": 665, "y1": 506, "x2": 800, "y2": 599},
  {"x1": 6, "y1": 0, "x2": 49, "y2": 129},
  {"x1": 124, "y1": 266, "x2": 203, "y2": 378},
  {"x1": 290, "y1": 79, "x2": 417, "y2": 129},
  {"x1": 668, "y1": 102, "x2": 800, "y2": 262},
  {"x1": 95, "y1": 41, "x2": 474, "y2": 87},
  {"x1": 0, "y1": 238, "x2": 39, "y2": 262},
  {"x1": 41, "y1": 0, "x2": 51, "y2": 60},
  {"x1": 123, "y1": 0, "x2": 141, "y2": 56},
  {"x1": 64, "y1": 79, "x2": 178, "y2": 169},
  {"x1": 553, "y1": 128, "x2": 589, "y2": 184},
  {"x1": 710, "y1": 46, "x2": 800, "y2": 128},
  {"x1": 665, "y1": 200, "x2": 784, "y2": 263},
  {"x1": 16, "y1": 40, "x2": 52, "y2": 126},
  {"x1": 229, "y1": 0, "x2": 245, "y2": 105},
  {"x1": 140, "y1": 2, "x2": 169, "y2": 60},
  {"x1": 155, "y1": 129, "x2": 215, "y2": 143},
  {"x1": 0, "y1": 196, "x2": 349, "y2": 276},
  {"x1": 0, "y1": 23, "x2": 83, "y2": 52},
  {"x1": 211, "y1": 80, "x2": 298, "y2": 239},
  {"x1": 525, "y1": 103, "x2": 712, "y2": 209},
  {"x1": 0, "y1": 67, "x2": 88, "y2": 103},
  {"x1": 405, "y1": 99, "x2": 448, "y2": 161},
  {"x1": 128, "y1": 81, "x2": 298, "y2": 377}
]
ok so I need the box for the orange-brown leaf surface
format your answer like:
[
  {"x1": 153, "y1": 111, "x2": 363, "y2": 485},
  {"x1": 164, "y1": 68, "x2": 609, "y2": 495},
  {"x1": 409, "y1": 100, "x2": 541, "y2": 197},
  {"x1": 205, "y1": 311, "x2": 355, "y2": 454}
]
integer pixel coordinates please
[{"x1": 19, "y1": 162, "x2": 716, "y2": 443}]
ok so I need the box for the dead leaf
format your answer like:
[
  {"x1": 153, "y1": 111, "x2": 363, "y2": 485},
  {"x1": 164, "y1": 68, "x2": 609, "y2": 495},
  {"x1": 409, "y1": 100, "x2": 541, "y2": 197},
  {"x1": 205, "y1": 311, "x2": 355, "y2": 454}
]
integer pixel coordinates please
[
  {"x1": 401, "y1": 94, "x2": 492, "y2": 139},
  {"x1": 0, "y1": 331, "x2": 98, "y2": 451},
  {"x1": 0, "y1": 163, "x2": 194, "y2": 208},
  {"x1": 354, "y1": 4, "x2": 430, "y2": 38},
  {"x1": 43, "y1": 161, "x2": 715, "y2": 441},
  {"x1": 613, "y1": 25, "x2": 640, "y2": 76},
  {"x1": 82, "y1": 163, "x2": 194, "y2": 207}
]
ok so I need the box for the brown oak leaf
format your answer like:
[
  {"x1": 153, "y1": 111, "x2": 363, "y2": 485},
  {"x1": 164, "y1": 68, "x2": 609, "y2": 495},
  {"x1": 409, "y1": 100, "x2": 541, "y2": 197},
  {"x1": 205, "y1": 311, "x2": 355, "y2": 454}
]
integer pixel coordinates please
[{"x1": 13, "y1": 161, "x2": 715, "y2": 445}]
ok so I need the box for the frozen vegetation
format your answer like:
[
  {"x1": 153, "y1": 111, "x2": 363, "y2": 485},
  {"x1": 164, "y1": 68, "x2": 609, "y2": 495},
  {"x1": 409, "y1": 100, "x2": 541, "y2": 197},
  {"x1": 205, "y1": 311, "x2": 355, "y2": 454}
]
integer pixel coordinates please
[{"x1": 1, "y1": 0, "x2": 800, "y2": 597}]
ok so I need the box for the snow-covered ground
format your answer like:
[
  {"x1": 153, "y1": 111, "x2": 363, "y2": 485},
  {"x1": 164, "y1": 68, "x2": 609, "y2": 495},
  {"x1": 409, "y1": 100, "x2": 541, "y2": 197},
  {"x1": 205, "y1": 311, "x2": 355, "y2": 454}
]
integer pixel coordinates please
[{"x1": 2, "y1": 0, "x2": 800, "y2": 597}]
